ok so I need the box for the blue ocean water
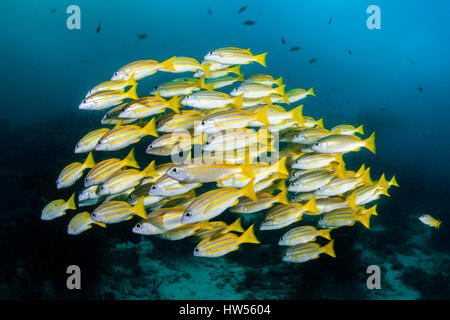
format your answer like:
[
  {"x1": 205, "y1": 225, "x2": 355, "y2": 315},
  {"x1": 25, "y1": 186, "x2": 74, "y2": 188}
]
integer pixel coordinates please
[{"x1": 0, "y1": 0, "x2": 449, "y2": 299}]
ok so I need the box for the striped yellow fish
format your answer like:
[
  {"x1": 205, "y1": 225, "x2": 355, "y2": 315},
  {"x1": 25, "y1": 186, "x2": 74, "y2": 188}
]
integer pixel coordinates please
[
  {"x1": 98, "y1": 161, "x2": 157, "y2": 196},
  {"x1": 91, "y1": 198, "x2": 148, "y2": 224},
  {"x1": 117, "y1": 96, "x2": 180, "y2": 119},
  {"x1": 292, "y1": 127, "x2": 332, "y2": 144},
  {"x1": 132, "y1": 206, "x2": 187, "y2": 235},
  {"x1": 231, "y1": 83, "x2": 288, "y2": 103},
  {"x1": 79, "y1": 85, "x2": 138, "y2": 110},
  {"x1": 303, "y1": 116, "x2": 323, "y2": 128},
  {"x1": 75, "y1": 128, "x2": 110, "y2": 153},
  {"x1": 312, "y1": 132, "x2": 376, "y2": 154},
  {"x1": 101, "y1": 105, "x2": 137, "y2": 125},
  {"x1": 158, "y1": 56, "x2": 210, "y2": 75},
  {"x1": 283, "y1": 240, "x2": 335, "y2": 263},
  {"x1": 67, "y1": 211, "x2": 106, "y2": 235},
  {"x1": 287, "y1": 87, "x2": 315, "y2": 103},
  {"x1": 182, "y1": 181, "x2": 257, "y2": 223},
  {"x1": 194, "y1": 218, "x2": 244, "y2": 239},
  {"x1": 244, "y1": 74, "x2": 283, "y2": 87},
  {"x1": 150, "y1": 77, "x2": 211, "y2": 97},
  {"x1": 78, "y1": 185, "x2": 104, "y2": 207},
  {"x1": 419, "y1": 214, "x2": 442, "y2": 229},
  {"x1": 156, "y1": 110, "x2": 203, "y2": 133},
  {"x1": 56, "y1": 152, "x2": 96, "y2": 189},
  {"x1": 206, "y1": 74, "x2": 244, "y2": 90},
  {"x1": 317, "y1": 206, "x2": 378, "y2": 229},
  {"x1": 160, "y1": 221, "x2": 211, "y2": 240},
  {"x1": 314, "y1": 168, "x2": 373, "y2": 197},
  {"x1": 41, "y1": 193, "x2": 76, "y2": 221},
  {"x1": 95, "y1": 118, "x2": 158, "y2": 151},
  {"x1": 181, "y1": 90, "x2": 244, "y2": 109},
  {"x1": 292, "y1": 153, "x2": 343, "y2": 170},
  {"x1": 247, "y1": 104, "x2": 304, "y2": 127},
  {"x1": 331, "y1": 124, "x2": 364, "y2": 136},
  {"x1": 194, "y1": 65, "x2": 242, "y2": 78},
  {"x1": 279, "y1": 226, "x2": 332, "y2": 246},
  {"x1": 260, "y1": 196, "x2": 319, "y2": 230},
  {"x1": 288, "y1": 166, "x2": 345, "y2": 193},
  {"x1": 193, "y1": 225, "x2": 260, "y2": 257},
  {"x1": 204, "y1": 47, "x2": 267, "y2": 67},
  {"x1": 111, "y1": 57, "x2": 176, "y2": 80},
  {"x1": 148, "y1": 174, "x2": 201, "y2": 197},
  {"x1": 230, "y1": 186, "x2": 288, "y2": 214},
  {"x1": 146, "y1": 132, "x2": 203, "y2": 156},
  {"x1": 84, "y1": 148, "x2": 139, "y2": 187},
  {"x1": 86, "y1": 73, "x2": 137, "y2": 97},
  {"x1": 202, "y1": 128, "x2": 273, "y2": 152}
]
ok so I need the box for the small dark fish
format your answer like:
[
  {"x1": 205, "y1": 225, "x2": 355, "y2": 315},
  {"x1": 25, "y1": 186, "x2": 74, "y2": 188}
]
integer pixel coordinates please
[
  {"x1": 281, "y1": 37, "x2": 286, "y2": 45},
  {"x1": 349, "y1": 50, "x2": 352, "y2": 55},
  {"x1": 238, "y1": 6, "x2": 248, "y2": 14},
  {"x1": 244, "y1": 20, "x2": 256, "y2": 26},
  {"x1": 328, "y1": 16, "x2": 332, "y2": 24},
  {"x1": 50, "y1": 8, "x2": 56, "y2": 13},
  {"x1": 208, "y1": 8, "x2": 212, "y2": 15},
  {"x1": 418, "y1": 87, "x2": 423, "y2": 92},
  {"x1": 290, "y1": 46, "x2": 301, "y2": 52},
  {"x1": 309, "y1": 58, "x2": 317, "y2": 64},
  {"x1": 96, "y1": 22, "x2": 101, "y2": 33},
  {"x1": 137, "y1": 33, "x2": 147, "y2": 40}
]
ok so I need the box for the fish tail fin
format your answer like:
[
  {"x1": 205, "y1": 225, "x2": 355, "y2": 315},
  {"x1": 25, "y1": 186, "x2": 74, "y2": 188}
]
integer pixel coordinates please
[
  {"x1": 355, "y1": 209, "x2": 373, "y2": 229},
  {"x1": 333, "y1": 162, "x2": 347, "y2": 179},
  {"x1": 141, "y1": 160, "x2": 157, "y2": 178},
  {"x1": 142, "y1": 118, "x2": 158, "y2": 137},
  {"x1": 274, "y1": 76, "x2": 284, "y2": 87},
  {"x1": 316, "y1": 118, "x2": 324, "y2": 128},
  {"x1": 273, "y1": 183, "x2": 289, "y2": 204},
  {"x1": 83, "y1": 152, "x2": 96, "y2": 169},
  {"x1": 231, "y1": 65, "x2": 242, "y2": 76},
  {"x1": 238, "y1": 224, "x2": 260, "y2": 244},
  {"x1": 236, "y1": 73, "x2": 244, "y2": 82},
  {"x1": 262, "y1": 95, "x2": 273, "y2": 105},
  {"x1": 363, "y1": 204, "x2": 378, "y2": 216},
  {"x1": 254, "y1": 105, "x2": 270, "y2": 126},
  {"x1": 112, "y1": 119, "x2": 123, "y2": 129},
  {"x1": 318, "y1": 228, "x2": 332, "y2": 240},
  {"x1": 275, "y1": 84, "x2": 288, "y2": 103},
  {"x1": 355, "y1": 163, "x2": 366, "y2": 177},
  {"x1": 303, "y1": 196, "x2": 319, "y2": 215},
  {"x1": 122, "y1": 148, "x2": 140, "y2": 169},
  {"x1": 240, "y1": 164, "x2": 255, "y2": 179},
  {"x1": 160, "y1": 56, "x2": 177, "y2": 71},
  {"x1": 126, "y1": 84, "x2": 139, "y2": 100},
  {"x1": 196, "y1": 220, "x2": 212, "y2": 230},
  {"x1": 253, "y1": 52, "x2": 267, "y2": 67},
  {"x1": 126, "y1": 72, "x2": 137, "y2": 86},
  {"x1": 290, "y1": 104, "x2": 304, "y2": 124},
  {"x1": 389, "y1": 175, "x2": 399, "y2": 187},
  {"x1": 321, "y1": 240, "x2": 336, "y2": 258},
  {"x1": 364, "y1": 132, "x2": 376, "y2": 154},
  {"x1": 227, "y1": 217, "x2": 244, "y2": 233},
  {"x1": 270, "y1": 156, "x2": 289, "y2": 176},
  {"x1": 167, "y1": 96, "x2": 181, "y2": 113},
  {"x1": 377, "y1": 173, "x2": 390, "y2": 190},
  {"x1": 233, "y1": 93, "x2": 244, "y2": 109},
  {"x1": 435, "y1": 220, "x2": 442, "y2": 229},
  {"x1": 360, "y1": 168, "x2": 373, "y2": 185},
  {"x1": 346, "y1": 192, "x2": 358, "y2": 211},
  {"x1": 94, "y1": 222, "x2": 107, "y2": 228},
  {"x1": 132, "y1": 198, "x2": 148, "y2": 219},
  {"x1": 308, "y1": 87, "x2": 316, "y2": 96},
  {"x1": 201, "y1": 64, "x2": 211, "y2": 78},
  {"x1": 334, "y1": 153, "x2": 344, "y2": 165},
  {"x1": 240, "y1": 179, "x2": 257, "y2": 201},
  {"x1": 355, "y1": 124, "x2": 364, "y2": 135},
  {"x1": 66, "y1": 193, "x2": 77, "y2": 210}
]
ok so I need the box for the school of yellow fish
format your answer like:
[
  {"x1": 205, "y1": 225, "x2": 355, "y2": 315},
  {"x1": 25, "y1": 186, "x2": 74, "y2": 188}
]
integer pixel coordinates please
[{"x1": 42, "y1": 47, "x2": 402, "y2": 263}]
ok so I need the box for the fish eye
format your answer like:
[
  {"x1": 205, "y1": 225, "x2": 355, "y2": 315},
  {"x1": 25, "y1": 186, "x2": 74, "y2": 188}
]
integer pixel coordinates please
[
  {"x1": 195, "y1": 248, "x2": 199, "y2": 252},
  {"x1": 100, "y1": 186, "x2": 104, "y2": 190},
  {"x1": 280, "y1": 237, "x2": 284, "y2": 241},
  {"x1": 208, "y1": 51, "x2": 213, "y2": 55},
  {"x1": 171, "y1": 167, "x2": 178, "y2": 173},
  {"x1": 186, "y1": 95, "x2": 191, "y2": 99},
  {"x1": 114, "y1": 72, "x2": 118, "y2": 76},
  {"x1": 315, "y1": 142, "x2": 319, "y2": 146},
  {"x1": 136, "y1": 223, "x2": 141, "y2": 229},
  {"x1": 205, "y1": 141, "x2": 210, "y2": 145},
  {"x1": 82, "y1": 99, "x2": 86, "y2": 104},
  {"x1": 151, "y1": 185, "x2": 157, "y2": 190},
  {"x1": 201, "y1": 120, "x2": 206, "y2": 126},
  {"x1": 153, "y1": 86, "x2": 158, "y2": 90},
  {"x1": 91, "y1": 212, "x2": 96, "y2": 218},
  {"x1": 185, "y1": 211, "x2": 192, "y2": 217}
]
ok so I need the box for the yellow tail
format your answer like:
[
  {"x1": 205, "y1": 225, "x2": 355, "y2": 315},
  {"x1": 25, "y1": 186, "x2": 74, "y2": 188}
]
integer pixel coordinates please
[
  {"x1": 141, "y1": 160, "x2": 157, "y2": 178},
  {"x1": 236, "y1": 73, "x2": 244, "y2": 82},
  {"x1": 66, "y1": 192, "x2": 77, "y2": 210},
  {"x1": 364, "y1": 132, "x2": 376, "y2": 154},
  {"x1": 290, "y1": 104, "x2": 304, "y2": 124},
  {"x1": 253, "y1": 105, "x2": 270, "y2": 126},
  {"x1": 355, "y1": 124, "x2": 364, "y2": 135},
  {"x1": 253, "y1": 52, "x2": 267, "y2": 67},
  {"x1": 318, "y1": 228, "x2": 332, "y2": 240},
  {"x1": 360, "y1": 168, "x2": 373, "y2": 185},
  {"x1": 238, "y1": 224, "x2": 261, "y2": 244},
  {"x1": 273, "y1": 184, "x2": 289, "y2": 204},
  {"x1": 240, "y1": 164, "x2": 255, "y2": 179},
  {"x1": 125, "y1": 84, "x2": 139, "y2": 100},
  {"x1": 227, "y1": 217, "x2": 245, "y2": 233},
  {"x1": 240, "y1": 179, "x2": 257, "y2": 202},
  {"x1": 308, "y1": 87, "x2": 316, "y2": 96},
  {"x1": 122, "y1": 148, "x2": 140, "y2": 169},
  {"x1": 126, "y1": 72, "x2": 137, "y2": 86},
  {"x1": 275, "y1": 85, "x2": 289, "y2": 104},
  {"x1": 233, "y1": 93, "x2": 244, "y2": 109},
  {"x1": 321, "y1": 240, "x2": 336, "y2": 258},
  {"x1": 355, "y1": 164, "x2": 366, "y2": 177},
  {"x1": 389, "y1": 175, "x2": 399, "y2": 187},
  {"x1": 167, "y1": 96, "x2": 181, "y2": 113},
  {"x1": 346, "y1": 192, "x2": 358, "y2": 211},
  {"x1": 270, "y1": 156, "x2": 289, "y2": 176},
  {"x1": 132, "y1": 198, "x2": 148, "y2": 219},
  {"x1": 435, "y1": 220, "x2": 442, "y2": 229},
  {"x1": 230, "y1": 65, "x2": 242, "y2": 76},
  {"x1": 112, "y1": 119, "x2": 123, "y2": 129},
  {"x1": 316, "y1": 118, "x2": 324, "y2": 128},
  {"x1": 142, "y1": 118, "x2": 158, "y2": 137},
  {"x1": 201, "y1": 64, "x2": 211, "y2": 78},
  {"x1": 302, "y1": 196, "x2": 319, "y2": 215},
  {"x1": 160, "y1": 56, "x2": 177, "y2": 71},
  {"x1": 274, "y1": 76, "x2": 284, "y2": 87},
  {"x1": 94, "y1": 222, "x2": 107, "y2": 228},
  {"x1": 83, "y1": 152, "x2": 96, "y2": 169},
  {"x1": 355, "y1": 209, "x2": 373, "y2": 229}
]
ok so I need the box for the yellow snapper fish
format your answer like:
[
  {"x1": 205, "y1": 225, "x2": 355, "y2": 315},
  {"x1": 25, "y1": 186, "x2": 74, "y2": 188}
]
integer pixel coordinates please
[
  {"x1": 117, "y1": 96, "x2": 180, "y2": 119},
  {"x1": 101, "y1": 105, "x2": 137, "y2": 125},
  {"x1": 56, "y1": 152, "x2": 96, "y2": 189},
  {"x1": 200, "y1": 60, "x2": 233, "y2": 71},
  {"x1": 229, "y1": 186, "x2": 288, "y2": 214},
  {"x1": 288, "y1": 166, "x2": 346, "y2": 193},
  {"x1": 292, "y1": 127, "x2": 333, "y2": 144},
  {"x1": 158, "y1": 56, "x2": 210, "y2": 75},
  {"x1": 148, "y1": 174, "x2": 202, "y2": 197},
  {"x1": 315, "y1": 197, "x2": 350, "y2": 214},
  {"x1": 204, "y1": 47, "x2": 267, "y2": 67},
  {"x1": 303, "y1": 116, "x2": 323, "y2": 128},
  {"x1": 132, "y1": 206, "x2": 188, "y2": 235},
  {"x1": 79, "y1": 85, "x2": 138, "y2": 111},
  {"x1": 139, "y1": 162, "x2": 175, "y2": 185},
  {"x1": 67, "y1": 211, "x2": 106, "y2": 235},
  {"x1": 282, "y1": 240, "x2": 335, "y2": 263},
  {"x1": 286, "y1": 87, "x2": 315, "y2": 103},
  {"x1": 193, "y1": 224, "x2": 260, "y2": 258},
  {"x1": 312, "y1": 132, "x2": 376, "y2": 154},
  {"x1": 86, "y1": 73, "x2": 137, "y2": 97},
  {"x1": 194, "y1": 217, "x2": 244, "y2": 239},
  {"x1": 98, "y1": 161, "x2": 157, "y2": 196},
  {"x1": 78, "y1": 185, "x2": 105, "y2": 207},
  {"x1": 291, "y1": 153, "x2": 343, "y2": 170},
  {"x1": 41, "y1": 193, "x2": 76, "y2": 221},
  {"x1": 194, "y1": 65, "x2": 242, "y2": 79},
  {"x1": 181, "y1": 90, "x2": 244, "y2": 109},
  {"x1": 206, "y1": 74, "x2": 244, "y2": 90},
  {"x1": 317, "y1": 205, "x2": 378, "y2": 229},
  {"x1": 331, "y1": 124, "x2": 364, "y2": 136},
  {"x1": 127, "y1": 184, "x2": 165, "y2": 207},
  {"x1": 247, "y1": 104, "x2": 304, "y2": 126},
  {"x1": 181, "y1": 181, "x2": 257, "y2": 224},
  {"x1": 150, "y1": 77, "x2": 212, "y2": 97},
  {"x1": 202, "y1": 128, "x2": 273, "y2": 152},
  {"x1": 91, "y1": 198, "x2": 148, "y2": 224},
  {"x1": 160, "y1": 221, "x2": 212, "y2": 241},
  {"x1": 166, "y1": 161, "x2": 254, "y2": 183},
  {"x1": 231, "y1": 83, "x2": 288, "y2": 103},
  {"x1": 253, "y1": 174, "x2": 286, "y2": 192},
  {"x1": 244, "y1": 74, "x2": 283, "y2": 87},
  {"x1": 146, "y1": 132, "x2": 203, "y2": 156},
  {"x1": 196, "y1": 146, "x2": 262, "y2": 165},
  {"x1": 260, "y1": 196, "x2": 319, "y2": 230},
  {"x1": 156, "y1": 110, "x2": 204, "y2": 133},
  {"x1": 279, "y1": 226, "x2": 332, "y2": 246},
  {"x1": 95, "y1": 118, "x2": 158, "y2": 151},
  {"x1": 194, "y1": 107, "x2": 269, "y2": 133},
  {"x1": 74, "y1": 128, "x2": 110, "y2": 153},
  {"x1": 313, "y1": 168, "x2": 373, "y2": 197},
  {"x1": 84, "y1": 148, "x2": 139, "y2": 187},
  {"x1": 419, "y1": 214, "x2": 442, "y2": 229},
  {"x1": 111, "y1": 57, "x2": 176, "y2": 80}
]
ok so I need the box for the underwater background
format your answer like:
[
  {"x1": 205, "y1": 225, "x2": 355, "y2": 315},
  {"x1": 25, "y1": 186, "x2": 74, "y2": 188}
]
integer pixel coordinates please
[{"x1": 0, "y1": 0, "x2": 449, "y2": 299}]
